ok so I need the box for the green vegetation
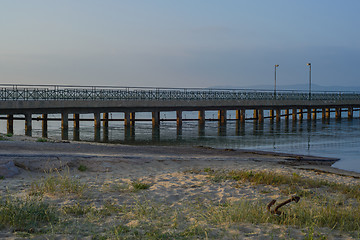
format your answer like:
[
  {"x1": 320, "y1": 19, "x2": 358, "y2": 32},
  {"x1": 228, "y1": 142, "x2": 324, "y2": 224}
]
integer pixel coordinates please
[
  {"x1": 0, "y1": 196, "x2": 58, "y2": 232},
  {"x1": 77, "y1": 165, "x2": 87, "y2": 172},
  {"x1": 5, "y1": 133, "x2": 13, "y2": 137},
  {"x1": 0, "y1": 168, "x2": 359, "y2": 238},
  {"x1": 29, "y1": 171, "x2": 87, "y2": 197},
  {"x1": 131, "y1": 180, "x2": 151, "y2": 190},
  {"x1": 36, "y1": 138, "x2": 48, "y2": 142},
  {"x1": 0, "y1": 176, "x2": 4, "y2": 180}
]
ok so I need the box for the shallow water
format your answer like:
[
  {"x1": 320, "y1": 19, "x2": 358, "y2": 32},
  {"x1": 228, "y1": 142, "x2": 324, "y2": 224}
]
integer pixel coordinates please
[{"x1": 1, "y1": 110, "x2": 359, "y2": 173}]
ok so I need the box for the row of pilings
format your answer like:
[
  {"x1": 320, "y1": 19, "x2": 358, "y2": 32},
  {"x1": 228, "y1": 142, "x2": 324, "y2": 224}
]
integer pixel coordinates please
[{"x1": 1, "y1": 107, "x2": 358, "y2": 141}]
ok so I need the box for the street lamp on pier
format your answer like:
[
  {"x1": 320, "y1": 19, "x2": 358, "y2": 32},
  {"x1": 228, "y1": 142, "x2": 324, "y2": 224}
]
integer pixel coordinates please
[
  {"x1": 307, "y1": 63, "x2": 311, "y2": 99},
  {"x1": 274, "y1": 64, "x2": 279, "y2": 99}
]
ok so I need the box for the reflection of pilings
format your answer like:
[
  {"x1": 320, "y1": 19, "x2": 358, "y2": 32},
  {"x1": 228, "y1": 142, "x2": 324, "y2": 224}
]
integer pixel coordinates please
[
  {"x1": 285, "y1": 109, "x2": 289, "y2": 120},
  {"x1": 218, "y1": 110, "x2": 227, "y2": 125},
  {"x1": 42, "y1": 114, "x2": 48, "y2": 138},
  {"x1": 25, "y1": 113, "x2": 32, "y2": 136},
  {"x1": 7, "y1": 114, "x2": 14, "y2": 135},
  {"x1": 176, "y1": 125, "x2": 182, "y2": 140},
  {"x1": 152, "y1": 125, "x2": 160, "y2": 141},
  {"x1": 348, "y1": 107, "x2": 353, "y2": 119},
  {"x1": 198, "y1": 123, "x2": 205, "y2": 137},
  {"x1": 124, "y1": 125, "x2": 135, "y2": 141},
  {"x1": 103, "y1": 127, "x2": 109, "y2": 142},
  {"x1": 235, "y1": 121, "x2": 245, "y2": 136},
  {"x1": 61, "y1": 113, "x2": 68, "y2": 140},
  {"x1": 152, "y1": 111, "x2": 160, "y2": 127},
  {"x1": 307, "y1": 108, "x2": 312, "y2": 120},
  {"x1": 335, "y1": 108, "x2": 341, "y2": 120},
  {"x1": 218, "y1": 122, "x2": 226, "y2": 136},
  {"x1": 177, "y1": 111, "x2": 182, "y2": 127},
  {"x1": 322, "y1": 108, "x2": 326, "y2": 119},
  {"x1": 73, "y1": 113, "x2": 80, "y2": 141}
]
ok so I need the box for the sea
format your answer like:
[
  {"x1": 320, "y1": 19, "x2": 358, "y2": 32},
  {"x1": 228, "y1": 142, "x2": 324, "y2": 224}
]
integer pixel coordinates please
[{"x1": 1, "y1": 110, "x2": 359, "y2": 173}]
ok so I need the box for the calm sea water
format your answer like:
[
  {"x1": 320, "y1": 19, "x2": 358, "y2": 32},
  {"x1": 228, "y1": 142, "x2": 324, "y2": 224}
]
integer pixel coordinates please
[{"x1": 1, "y1": 110, "x2": 359, "y2": 173}]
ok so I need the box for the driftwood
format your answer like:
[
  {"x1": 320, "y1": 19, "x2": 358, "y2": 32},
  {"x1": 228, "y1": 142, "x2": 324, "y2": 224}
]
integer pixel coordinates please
[{"x1": 267, "y1": 196, "x2": 300, "y2": 215}]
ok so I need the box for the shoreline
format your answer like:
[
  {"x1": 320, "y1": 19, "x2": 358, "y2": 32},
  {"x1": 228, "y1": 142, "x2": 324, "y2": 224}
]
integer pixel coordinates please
[{"x1": 1, "y1": 134, "x2": 359, "y2": 178}]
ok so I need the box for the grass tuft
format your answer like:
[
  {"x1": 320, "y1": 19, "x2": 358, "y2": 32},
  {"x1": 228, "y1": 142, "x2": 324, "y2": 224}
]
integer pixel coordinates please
[
  {"x1": 0, "y1": 196, "x2": 58, "y2": 232},
  {"x1": 77, "y1": 165, "x2": 87, "y2": 172},
  {"x1": 36, "y1": 138, "x2": 48, "y2": 142},
  {"x1": 29, "y1": 171, "x2": 87, "y2": 197},
  {"x1": 131, "y1": 181, "x2": 151, "y2": 190}
]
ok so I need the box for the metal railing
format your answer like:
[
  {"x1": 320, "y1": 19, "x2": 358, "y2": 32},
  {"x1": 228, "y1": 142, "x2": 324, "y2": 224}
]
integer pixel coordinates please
[{"x1": 0, "y1": 84, "x2": 360, "y2": 101}]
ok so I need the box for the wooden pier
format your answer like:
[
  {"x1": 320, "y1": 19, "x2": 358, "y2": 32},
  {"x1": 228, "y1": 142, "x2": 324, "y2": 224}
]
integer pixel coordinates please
[{"x1": 1, "y1": 84, "x2": 360, "y2": 140}]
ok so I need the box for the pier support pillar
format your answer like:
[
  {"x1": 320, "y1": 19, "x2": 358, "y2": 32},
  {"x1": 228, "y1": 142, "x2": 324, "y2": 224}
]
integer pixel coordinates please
[
  {"x1": 322, "y1": 108, "x2": 326, "y2": 120},
  {"x1": 130, "y1": 112, "x2": 136, "y2": 126},
  {"x1": 253, "y1": 109, "x2": 258, "y2": 121},
  {"x1": 152, "y1": 111, "x2": 160, "y2": 127},
  {"x1": 176, "y1": 111, "x2": 182, "y2": 127},
  {"x1": 276, "y1": 109, "x2": 281, "y2": 122},
  {"x1": 124, "y1": 112, "x2": 130, "y2": 127},
  {"x1": 299, "y1": 109, "x2": 303, "y2": 120},
  {"x1": 218, "y1": 110, "x2": 227, "y2": 125},
  {"x1": 61, "y1": 113, "x2": 68, "y2": 140},
  {"x1": 94, "y1": 112, "x2": 101, "y2": 142},
  {"x1": 326, "y1": 108, "x2": 331, "y2": 119},
  {"x1": 292, "y1": 109, "x2": 297, "y2": 121},
  {"x1": 258, "y1": 109, "x2": 264, "y2": 122},
  {"x1": 269, "y1": 109, "x2": 274, "y2": 119},
  {"x1": 312, "y1": 109, "x2": 317, "y2": 119},
  {"x1": 236, "y1": 109, "x2": 245, "y2": 122},
  {"x1": 73, "y1": 113, "x2": 80, "y2": 141},
  {"x1": 7, "y1": 114, "x2": 14, "y2": 135},
  {"x1": 42, "y1": 114, "x2": 48, "y2": 138},
  {"x1": 335, "y1": 108, "x2": 341, "y2": 120},
  {"x1": 198, "y1": 110, "x2": 205, "y2": 125},
  {"x1": 348, "y1": 107, "x2": 353, "y2": 119},
  {"x1": 25, "y1": 113, "x2": 32, "y2": 136},
  {"x1": 285, "y1": 109, "x2": 289, "y2": 120},
  {"x1": 103, "y1": 113, "x2": 109, "y2": 128}
]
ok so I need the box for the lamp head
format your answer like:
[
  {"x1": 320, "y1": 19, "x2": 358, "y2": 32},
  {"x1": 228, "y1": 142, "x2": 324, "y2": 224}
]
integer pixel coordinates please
[
  {"x1": 307, "y1": 63, "x2": 311, "y2": 66},
  {"x1": 275, "y1": 64, "x2": 279, "y2": 67}
]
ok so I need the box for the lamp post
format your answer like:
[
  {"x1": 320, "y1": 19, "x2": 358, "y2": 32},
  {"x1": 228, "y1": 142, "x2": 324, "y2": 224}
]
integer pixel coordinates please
[
  {"x1": 274, "y1": 64, "x2": 279, "y2": 99},
  {"x1": 307, "y1": 63, "x2": 311, "y2": 100}
]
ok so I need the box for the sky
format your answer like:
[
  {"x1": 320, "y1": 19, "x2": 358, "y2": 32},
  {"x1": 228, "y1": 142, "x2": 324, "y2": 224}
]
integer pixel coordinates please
[{"x1": 1, "y1": 1, "x2": 360, "y2": 89}]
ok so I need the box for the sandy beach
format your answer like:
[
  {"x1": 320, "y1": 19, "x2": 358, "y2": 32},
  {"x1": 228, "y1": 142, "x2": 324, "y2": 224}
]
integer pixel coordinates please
[{"x1": 1, "y1": 135, "x2": 360, "y2": 239}]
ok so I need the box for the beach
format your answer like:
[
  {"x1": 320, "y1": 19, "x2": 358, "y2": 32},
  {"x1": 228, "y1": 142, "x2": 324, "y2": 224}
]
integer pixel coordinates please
[{"x1": 0, "y1": 135, "x2": 360, "y2": 239}]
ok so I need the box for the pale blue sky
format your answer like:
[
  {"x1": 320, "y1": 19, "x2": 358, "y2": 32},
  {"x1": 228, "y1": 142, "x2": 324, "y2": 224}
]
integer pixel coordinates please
[{"x1": 1, "y1": 1, "x2": 359, "y2": 88}]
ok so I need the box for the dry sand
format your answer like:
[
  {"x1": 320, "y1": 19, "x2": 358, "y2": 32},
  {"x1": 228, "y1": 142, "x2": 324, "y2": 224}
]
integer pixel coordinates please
[{"x1": 0, "y1": 135, "x2": 360, "y2": 239}]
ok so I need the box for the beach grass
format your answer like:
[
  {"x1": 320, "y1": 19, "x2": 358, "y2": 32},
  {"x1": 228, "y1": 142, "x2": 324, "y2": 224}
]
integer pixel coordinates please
[
  {"x1": 29, "y1": 170, "x2": 87, "y2": 197},
  {"x1": 1, "y1": 168, "x2": 359, "y2": 238}
]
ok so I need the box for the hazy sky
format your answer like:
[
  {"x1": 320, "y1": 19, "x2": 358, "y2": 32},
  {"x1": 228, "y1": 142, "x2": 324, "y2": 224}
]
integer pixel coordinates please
[{"x1": 1, "y1": 1, "x2": 360, "y2": 88}]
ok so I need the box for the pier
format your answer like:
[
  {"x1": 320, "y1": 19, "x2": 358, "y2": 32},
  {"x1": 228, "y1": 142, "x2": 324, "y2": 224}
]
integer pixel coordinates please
[{"x1": 1, "y1": 84, "x2": 360, "y2": 140}]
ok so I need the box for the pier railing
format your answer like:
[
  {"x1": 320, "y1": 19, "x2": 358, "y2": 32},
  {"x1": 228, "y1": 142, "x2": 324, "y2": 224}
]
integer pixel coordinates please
[{"x1": 1, "y1": 84, "x2": 360, "y2": 101}]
